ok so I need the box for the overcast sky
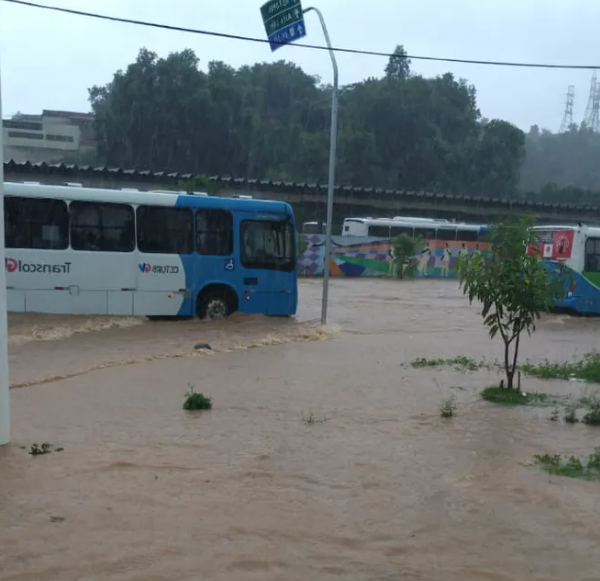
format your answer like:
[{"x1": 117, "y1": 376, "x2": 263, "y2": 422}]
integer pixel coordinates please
[{"x1": 1, "y1": 0, "x2": 598, "y2": 132}]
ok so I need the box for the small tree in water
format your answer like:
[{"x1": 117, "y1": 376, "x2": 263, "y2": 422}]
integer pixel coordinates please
[
  {"x1": 458, "y1": 216, "x2": 565, "y2": 390},
  {"x1": 391, "y1": 233, "x2": 421, "y2": 279}
]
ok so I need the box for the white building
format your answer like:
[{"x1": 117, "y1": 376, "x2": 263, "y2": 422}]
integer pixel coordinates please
[{"x1": 2, "y1": 109, "x2": 96, "y2": 164}]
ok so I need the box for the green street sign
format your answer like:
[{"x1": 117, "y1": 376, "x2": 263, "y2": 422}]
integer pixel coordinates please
[{"x1": 260, "y1": 0, "x2": 306, "y2": 52}]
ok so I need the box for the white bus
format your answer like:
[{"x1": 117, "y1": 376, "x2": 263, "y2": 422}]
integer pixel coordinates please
[
  {"x1": 3, "y1": 182, "x2": 298, "y2": 319},
  {"x1": 341, "y1": 216, "x2": 486, "y2": 241},
  {"x1": 302, "y1": 221, "x2": 325, "y2": 234},
  {"x1": 528, "y1": 224, "x2": 600, "y2": 315}
]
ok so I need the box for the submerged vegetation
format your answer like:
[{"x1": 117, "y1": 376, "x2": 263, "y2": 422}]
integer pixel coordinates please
[
  {"x1": 522, "y1": 353, "x2": 600, "y2": 383},
  {"x1": 480, "y1": 386, "x2": 548, "y2": 406},
  {"x1": 534, "y1": 450, "x2": 600, "y2": 481},
  {"x1": 410, "y1": 356, "x2": 484, "y2": 372},
  {"x1": 183, "y1": 384, "x2": 212, "y2": 411},
  {"x1": 439, "y1": 396, "x2": 458, "y2": 418}
]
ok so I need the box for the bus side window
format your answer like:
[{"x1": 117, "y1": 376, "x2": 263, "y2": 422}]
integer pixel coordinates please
[
  {"x1": 368, "y1": 225, "x2": 390, "y2": 237},
  {"x1": 137, "y1": 206, "x2": 193, "y2": 255},
  {"x1": 196, "y1": 209, "x2": 233, "y2": 256},
  {"x1": 70, "y1": 201, "x2": 135, "y2": 253},
  {"x1": 415, "y1": 228, "x2": 436, "y2": 241},
  {"x1": 585, "y1": 238, "x2": 600, "y2": 271},
  {"x1": 457, "y1": 229, "x2": 478, "y2": 242},
  {"x1": 390, "y1": 226, "x2": 414, "y2": 238},
  {"x1": 240, "y1": 219, "x2": 295, "y2": 272},
  {"x1": 5, "y1": 196, "x2": 68, "y2": 250},
  {"x1": 436, "y1": 228, "x2": 457, "y2": 241}
]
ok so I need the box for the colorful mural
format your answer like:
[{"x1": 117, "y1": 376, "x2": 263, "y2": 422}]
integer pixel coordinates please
[{"x1": 297, "y1": 235, "x2": 492, "y2": 278}]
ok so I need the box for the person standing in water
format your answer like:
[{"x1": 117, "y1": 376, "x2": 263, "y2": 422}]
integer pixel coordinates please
[
  {"x1": 441, "y1": 242, "x2": 452, "y2": 277},
  {"x1": 418, "y1": 242, "x2": 431, "y2": 276}
]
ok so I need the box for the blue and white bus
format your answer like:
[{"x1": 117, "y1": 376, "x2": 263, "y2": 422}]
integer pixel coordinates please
[
  {"x1": 528, "y1": 224, "x2": 600, "y2": 315},
  {"x1": 3, "y1": 182, "x2": 298, "y2": 319}
]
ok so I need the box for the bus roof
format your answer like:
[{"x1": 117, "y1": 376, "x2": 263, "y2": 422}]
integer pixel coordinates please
[
  {"x1": 532, "y1": 224, "x2": 600, "y2": 236},
  {"x1": 3, "y1": 182, "x2": 293, "y2": 215},
  {"x1": 343, "y1": 216, "x2": 483, "y2": 230},
  {"x1": 531, "y1": 225, "x2": 579, "y2": 230}
]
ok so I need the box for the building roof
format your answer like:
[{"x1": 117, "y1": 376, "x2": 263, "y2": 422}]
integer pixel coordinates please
[
  {"x1": 2, "y1": 159, "x2": 598, "y2": 212},
  {"x1": 42, "y1": 110, "x2": 94, "y2": 121}
]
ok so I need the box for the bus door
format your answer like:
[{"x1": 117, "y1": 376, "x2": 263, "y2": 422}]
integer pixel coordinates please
[
  {"x1": 134, "y1": 205, "x2": 195, "y2": 317},
  {"x1": 192, "y1": 207, "x2": 239, "y2": 314},
  {"x1": 582, "y1": 236, "x2": 600, "y2": 313},
  {"x1": 239, "y1": 216, "x2": 296, "y2": 316}
]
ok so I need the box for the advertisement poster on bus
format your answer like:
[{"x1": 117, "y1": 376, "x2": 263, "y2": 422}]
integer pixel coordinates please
[{"x1": 527, "y1": 229, "x2": 574, "y2": 260}]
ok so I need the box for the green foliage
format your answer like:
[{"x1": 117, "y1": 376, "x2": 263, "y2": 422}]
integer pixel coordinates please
[
  {"x1": 177, "y1": 175, "x2": 219, "y2": 196},
  {"x1": 410, "y1": 355, "x2": 482, "y2": 372},
  {"x1": 297, "y1": 234, "x2": 308, "y2": 258},
  {"x1": 391, "y1": 233, "x2": 421, "y2": 279},
  {"x1": 384, "y1": 45, "x2": 411, "y2": 80},
  {"x1": 481, "y1": 386, "x2": 548, "y2": 406},
  {"x1": 534, "y1": 449, "x2": 600, "y2": 481},
  {"x1": 458, "y1": 216, "x2": 566, "y2": 389},
  {"x1": 89, "y1": 47, "x2": 526, "y2": 197},
  {"x1": 581, "y1": 393, "x2": 600, "y2": 426},
  {"x1": 522, "y1": 125, "x2": 600, "y2": 201},
  {"x1": 522, "y1": 353, "x2": 600, "y2": 383},
  {"x1": 183, "y1": 384, "x2": 212, "y2": 410}
]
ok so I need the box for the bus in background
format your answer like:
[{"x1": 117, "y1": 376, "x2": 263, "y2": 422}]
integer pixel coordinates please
[
  {"x1": 341, "y1": 216, "x2": 487, "y2": 241},
  {"x1": 302, "y1": 221, "x2": 325, "y2": 235},
  {"x1": 528, "y1": 224, "x2": 600, "y2": 315},
  {"x1": 4, "y1": 182, "x2": 298, "y2": 319}
]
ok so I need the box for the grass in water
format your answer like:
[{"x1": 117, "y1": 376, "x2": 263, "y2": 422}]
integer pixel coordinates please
[
  {"x1": 410, "y1": 356, "x2": 483, "y2": 372},
  {"x1": 183, "y1": 384, "x2": 212, "y2": 411},
  {"x1": 481, "y1": 386, "x2": 548, "y2": 406},
  {"x1": 439, "y1": 396, "x2": 457, "y2": 418},
  {"x1": 522, "y1": 352, "x2": 600, "y2": 383},
  {"x1": 302, "y1": 411, "x2": 328, "y2": 425},
  {"x1": 534, "y1": 449, "x2": 600, "y2": 481}
]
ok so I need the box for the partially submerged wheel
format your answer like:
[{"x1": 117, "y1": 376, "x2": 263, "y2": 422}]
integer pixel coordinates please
[
  {"x1": 198, "y1": 286, "x2": 238, "y2": 320},
  {"x1": 204, "y1": 295, "x2": 229, "y2": 319}
]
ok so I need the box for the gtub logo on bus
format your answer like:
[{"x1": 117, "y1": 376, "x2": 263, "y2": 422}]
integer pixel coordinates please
[
  {"x1": 5, "y1": 258, "x2": 72, "y2": 274},
  {"x1": 138, "y1": 263, "x2": 180, "y2": 274}
]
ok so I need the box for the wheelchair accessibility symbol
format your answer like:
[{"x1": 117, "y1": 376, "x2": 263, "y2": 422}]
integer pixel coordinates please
[{"x1": 224, "y1": 258, "x2": 235, "y2": 271}]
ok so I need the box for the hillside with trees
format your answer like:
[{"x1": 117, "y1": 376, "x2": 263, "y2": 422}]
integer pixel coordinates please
[{"x1": 88, "y1": 45, "x2": 600, "y2": 203}]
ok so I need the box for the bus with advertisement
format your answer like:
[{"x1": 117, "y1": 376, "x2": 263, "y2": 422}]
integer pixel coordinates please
[
  {"x1": 3, "y1": 181, "x2": 298, "y2": 319},
  {"x1": 528, "y1": 224, "x2": 600, "y2": 315}
]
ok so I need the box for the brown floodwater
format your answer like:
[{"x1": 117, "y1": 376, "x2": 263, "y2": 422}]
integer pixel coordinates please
[{"x1": 1, "y1": 278, "x2": 600, "y2": 580}]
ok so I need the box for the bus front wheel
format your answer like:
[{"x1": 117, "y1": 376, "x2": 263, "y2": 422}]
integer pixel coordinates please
[{"x1": 197, "y1": 286, "x2": 238, "y2": 320}]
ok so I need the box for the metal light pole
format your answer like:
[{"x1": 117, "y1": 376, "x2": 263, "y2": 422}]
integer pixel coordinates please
[
  {"x1": 0, "y1": 38, "x2": 10, "y2": 445},
  {"x1": 303, "y1": 6, "x2": 338, "y2": 326}
]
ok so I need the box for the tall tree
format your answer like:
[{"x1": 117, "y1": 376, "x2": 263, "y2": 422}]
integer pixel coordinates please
[{"x1": 384, "y1": 44, "x2": 411, "y2": 80}]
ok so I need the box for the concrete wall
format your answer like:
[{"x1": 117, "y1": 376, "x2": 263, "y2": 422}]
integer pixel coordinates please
[{"x1": 3, "y1": 164, "x2": 597, "y2": 226}]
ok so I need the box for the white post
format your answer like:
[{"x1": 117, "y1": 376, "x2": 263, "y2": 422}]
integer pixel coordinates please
[
  {"x1": 0, "y1": 40, "x2": 10, "y2": 445},
  {"x1": 303, "y1": 6, "x2": 338, "y2": 326}
]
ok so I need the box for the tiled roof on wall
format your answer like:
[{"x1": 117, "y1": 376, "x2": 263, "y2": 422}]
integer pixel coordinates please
[{"x1": 2, "y1": 159, "x2": 598, "y2": 212}]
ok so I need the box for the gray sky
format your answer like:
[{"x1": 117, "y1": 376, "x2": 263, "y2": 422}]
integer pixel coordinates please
[{"x1": 1, "y1": 0, "x2": 598, "y2": 132}]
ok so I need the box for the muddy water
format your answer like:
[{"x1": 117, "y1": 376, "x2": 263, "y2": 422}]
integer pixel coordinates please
[{"x1": 2, "y1": 279, "x2": 600, "y2": 580}]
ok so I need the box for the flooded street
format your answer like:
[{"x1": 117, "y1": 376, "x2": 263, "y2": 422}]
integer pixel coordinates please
[{"x1": 2, "y1": 278, "x2": 600, "y2": 580}]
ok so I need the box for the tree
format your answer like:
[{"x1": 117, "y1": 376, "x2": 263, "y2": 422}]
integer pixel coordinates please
[
  {"x1": 384, "y1": 45, "x2": 411, "y2": 80},
  {"x1": 177, "y1": 175, "x2": 219, "y2": 196},
  {"x1": 88, "y1": 46, "x2": 536, "y2": 199},
  {"x1": 457, "y1": 216, "x2": 565, "y2": 390},
  {"x1": 391, "y1": 233, "x2": 421, "y2": 278}
]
